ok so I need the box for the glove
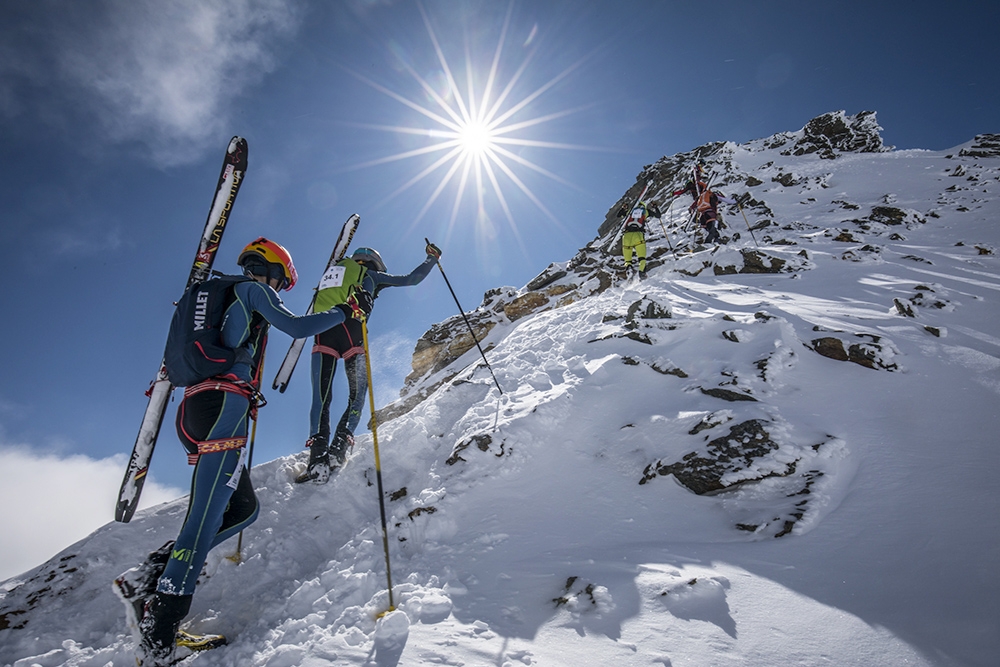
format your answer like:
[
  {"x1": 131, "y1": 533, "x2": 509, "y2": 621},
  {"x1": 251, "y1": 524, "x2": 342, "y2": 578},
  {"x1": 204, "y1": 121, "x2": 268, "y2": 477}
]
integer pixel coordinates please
[
  {"x1": 425, "y1": 242, "x2": 442, "y2": 260},
  {"x1": 351, "y1": 289, "x2": 374, "y2": 318},
  {"x1": 335, "y1": 290, "x2": 374, "y2": 321}
]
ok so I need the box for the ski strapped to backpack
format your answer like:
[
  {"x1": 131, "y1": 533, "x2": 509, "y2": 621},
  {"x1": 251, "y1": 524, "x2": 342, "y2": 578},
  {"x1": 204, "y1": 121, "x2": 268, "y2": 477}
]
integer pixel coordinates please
[
  {"x1": 163, "y1": 274, "x2": 252, "y2": 387},
  {"x1": 604, "y1": 179, "x2": 653, "y2": 252},
  {"x1": 116, "y1": 136, "x2": 248, "y2": 524},
  {"x1": 272, "y1": 213, "x2": 360, "y2": 393}
]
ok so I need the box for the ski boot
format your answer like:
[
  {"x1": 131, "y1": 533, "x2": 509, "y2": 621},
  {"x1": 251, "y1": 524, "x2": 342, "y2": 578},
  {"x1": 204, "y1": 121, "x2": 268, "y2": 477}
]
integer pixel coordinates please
[
  {"x1": 295, "y1": 435, "x2": 331, "y2": 484},
  {"x1": 329, "y1": 429, "x2": 355, "y2": 466},
  {"x1": 113, "y1": 541, "x2": 174, "y2": 643},
  {"x1": 135, "y1": 592, "x2": 192, "y2": 666}
]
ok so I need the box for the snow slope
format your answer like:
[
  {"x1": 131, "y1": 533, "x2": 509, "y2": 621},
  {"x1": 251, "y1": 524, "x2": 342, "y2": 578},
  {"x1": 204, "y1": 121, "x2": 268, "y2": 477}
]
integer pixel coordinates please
[{"x1": 2, "y1": 114, "x2": 999, "y2": 667}]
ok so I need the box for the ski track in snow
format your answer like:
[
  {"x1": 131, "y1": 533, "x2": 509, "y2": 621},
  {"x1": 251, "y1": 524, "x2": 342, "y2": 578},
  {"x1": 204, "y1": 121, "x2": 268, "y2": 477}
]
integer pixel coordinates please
[{"x1": 3, "y1": 127, "x2": 1000, "y2": 667}]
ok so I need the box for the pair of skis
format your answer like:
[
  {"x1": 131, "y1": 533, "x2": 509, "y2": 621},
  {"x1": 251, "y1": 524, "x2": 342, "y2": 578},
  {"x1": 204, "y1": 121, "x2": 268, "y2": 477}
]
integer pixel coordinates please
[{"x1": 115, "y1": 135, "x2": 360, "y2": 523}]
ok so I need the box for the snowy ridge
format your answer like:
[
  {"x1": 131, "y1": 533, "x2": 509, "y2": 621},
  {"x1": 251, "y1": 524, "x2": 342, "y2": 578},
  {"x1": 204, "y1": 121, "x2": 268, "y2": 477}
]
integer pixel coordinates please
[{"x1": 2, "y1": 114, "x2": 999, "y2": 666}]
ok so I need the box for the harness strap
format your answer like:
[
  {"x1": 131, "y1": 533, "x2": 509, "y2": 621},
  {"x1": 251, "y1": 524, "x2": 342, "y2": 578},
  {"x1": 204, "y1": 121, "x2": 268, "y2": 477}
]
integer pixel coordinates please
[
  {"x1": 312, "y1": 342, "x2": 365, "y2": 359},
  {"x1": 182, "y1": 377, "x2": 265, "y2": 467},
  {"x1": 185, "y1": 376, "x2": 265, "y2": 407}
]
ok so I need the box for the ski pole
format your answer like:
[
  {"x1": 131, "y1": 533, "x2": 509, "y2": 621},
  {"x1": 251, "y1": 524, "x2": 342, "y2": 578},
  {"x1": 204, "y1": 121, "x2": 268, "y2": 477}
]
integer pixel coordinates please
[
  {"x1": 228, "y1": 356, "x2": 264, "y2": 564},
  {"x1": 361, "y1": 318, "x2": 395, "y2": 615},
  {"x1": 226, "y1": 414, "x2": 256, "y2": 563},
  {"x1": 657, "y1": 198, "x2": 676, "y2": 256},
  {"x1": 737, "y1": 200, "x2": 759, "y2": 247},
  {"x1": 426, "y1": 238, "x2": 503, "y2": 395}
]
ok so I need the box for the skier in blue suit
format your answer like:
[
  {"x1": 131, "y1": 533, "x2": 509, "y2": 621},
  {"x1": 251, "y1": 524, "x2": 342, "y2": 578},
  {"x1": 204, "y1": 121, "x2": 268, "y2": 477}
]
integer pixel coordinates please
[{"x1": 114, "y1": 237, "x2": 371, "y2": 667}]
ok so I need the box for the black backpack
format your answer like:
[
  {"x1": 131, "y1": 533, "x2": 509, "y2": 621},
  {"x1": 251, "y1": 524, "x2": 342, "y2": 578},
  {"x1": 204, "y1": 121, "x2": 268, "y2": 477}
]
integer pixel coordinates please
[{"x1": 163, "y1": 274, "x2": 251, "y2": 386}]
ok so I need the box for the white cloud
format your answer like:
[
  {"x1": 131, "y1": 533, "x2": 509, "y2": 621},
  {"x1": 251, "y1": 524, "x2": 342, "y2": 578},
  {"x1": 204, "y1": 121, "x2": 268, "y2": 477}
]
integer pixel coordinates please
[
  {"x1": 0, "y1": 446, "x2": 183, "y2": 582},
  {"x1": 1, "y1": 0, "x2": 301, "y2": 165}
]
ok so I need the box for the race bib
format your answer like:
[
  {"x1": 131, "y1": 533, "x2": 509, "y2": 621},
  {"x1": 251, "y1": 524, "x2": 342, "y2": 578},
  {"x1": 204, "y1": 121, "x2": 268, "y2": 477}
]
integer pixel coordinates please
[{"x1": 318, "y1": 265, "x2": 346, "y2": 290}]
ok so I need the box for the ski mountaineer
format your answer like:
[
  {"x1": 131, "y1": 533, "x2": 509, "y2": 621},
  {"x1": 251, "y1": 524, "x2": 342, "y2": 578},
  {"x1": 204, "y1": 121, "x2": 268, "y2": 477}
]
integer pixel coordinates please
[
  {"x1": 614, "y1": 201, "x2": 661, "y2": 279},
  {"x1": 691, "y1": 187, "x2": 736, "y2": 245},
  {"x1": 299, "y1": 241, "x2": 442, "y2": 483},
  {"x1": 672, "y1": 160, "x2": 709, "y2": 202},
  {"x1": 114, "y1": 238, "x2": 373, "y2": 667}
]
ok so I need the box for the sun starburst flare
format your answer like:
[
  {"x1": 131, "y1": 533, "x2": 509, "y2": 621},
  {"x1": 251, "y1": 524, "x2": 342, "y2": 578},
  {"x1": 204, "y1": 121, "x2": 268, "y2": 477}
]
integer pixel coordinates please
[{"x1": 341, "y1": 2, "x2": 603, "y2": 254}]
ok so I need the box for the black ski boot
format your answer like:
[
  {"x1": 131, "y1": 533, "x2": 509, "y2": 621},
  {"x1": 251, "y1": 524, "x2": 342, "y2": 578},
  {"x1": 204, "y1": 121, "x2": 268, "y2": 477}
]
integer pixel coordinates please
[
  {"x1": 296, "y1": 435, "x2": 331, "y2": 483},
  {"x1": 113, "y1": 541, "x2": 174, "y2": 642},
  {"x1": 136, "y1": 592, "x2": 192, "y2": 666},
  {"x1": 329, "y1": 429, "x2": 355, "y2": 466}
]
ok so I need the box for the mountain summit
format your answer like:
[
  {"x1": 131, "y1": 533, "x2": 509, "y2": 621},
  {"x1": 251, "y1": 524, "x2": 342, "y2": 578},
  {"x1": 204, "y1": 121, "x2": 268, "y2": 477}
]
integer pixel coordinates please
[{"x1": 3, "y1": 111, "x2": 999, "y2": 667}]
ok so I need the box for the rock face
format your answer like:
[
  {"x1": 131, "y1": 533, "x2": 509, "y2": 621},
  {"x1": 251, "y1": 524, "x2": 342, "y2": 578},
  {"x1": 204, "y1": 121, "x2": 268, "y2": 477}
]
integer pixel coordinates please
[
  {"x1": 378, "y1": 109, "x2": 943, "y2": 427},
  {"x1": 784, "y1": 110, "x2": 889, "y2": 158}
]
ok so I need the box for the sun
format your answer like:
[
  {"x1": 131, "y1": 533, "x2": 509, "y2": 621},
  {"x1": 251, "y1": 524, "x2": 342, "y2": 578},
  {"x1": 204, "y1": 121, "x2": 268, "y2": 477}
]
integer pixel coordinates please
[
  {"x1": 456, "y1": 119, "x2": 496, "y2": 161},
  {"x1": 340, "y1": 1, "x2": 597, "y2": 252}
]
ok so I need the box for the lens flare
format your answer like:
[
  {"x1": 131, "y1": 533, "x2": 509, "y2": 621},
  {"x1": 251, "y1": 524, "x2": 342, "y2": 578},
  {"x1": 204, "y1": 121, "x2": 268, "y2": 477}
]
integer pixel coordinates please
[{"x1": 341, "y1": 1, "x2": 600, "y2": 253}]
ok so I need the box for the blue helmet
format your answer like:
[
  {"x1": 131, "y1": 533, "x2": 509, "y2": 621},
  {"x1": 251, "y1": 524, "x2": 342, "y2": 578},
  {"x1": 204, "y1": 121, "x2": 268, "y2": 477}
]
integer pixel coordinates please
[{"x1": 351, "y1": 247, "x2": 386, "y2": 272}]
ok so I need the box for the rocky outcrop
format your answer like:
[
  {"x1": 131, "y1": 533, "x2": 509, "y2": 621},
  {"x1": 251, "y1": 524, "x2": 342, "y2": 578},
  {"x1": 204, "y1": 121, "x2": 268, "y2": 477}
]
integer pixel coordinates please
[
  {"x1": 809, "y1": 334, "x2": 899, "y2": 371},
  {"x1": 640, "y1": 419, "x2": 796, "y2": 496},
  {"x1": 783, "y1": 110, "x2": 889, "y2": 159},
  {"x1": 597, "y1": 142, "x2": 728, "y2": 240},
  {"x1": 959, "y1": 133, "x2": 1000, "y2": 158}
]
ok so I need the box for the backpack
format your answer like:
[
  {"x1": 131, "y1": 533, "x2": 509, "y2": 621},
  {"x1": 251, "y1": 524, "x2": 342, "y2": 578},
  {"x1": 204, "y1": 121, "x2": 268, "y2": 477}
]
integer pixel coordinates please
[
  {"x1": 163, "y1": 274, "x2": 251, "y2": 386},
  {"x1": 625, "y1": 204, "x2": 648, "y2": 231},
  {"x1": 313, "y1": 258, "x2": 368, "y2": 313},
  {"x1": 696, "y1": 189, "x2": 718, "y2": 213}
]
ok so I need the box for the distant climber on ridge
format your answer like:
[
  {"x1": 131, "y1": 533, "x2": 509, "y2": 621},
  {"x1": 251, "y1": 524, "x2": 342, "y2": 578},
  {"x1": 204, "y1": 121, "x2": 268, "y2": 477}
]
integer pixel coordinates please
[
  {"x1": 615, "y1": 200, "x2": 662, "y2": 279},
  {"x1": 691, "y1": 187, "x2": 736, "y2": 245}
]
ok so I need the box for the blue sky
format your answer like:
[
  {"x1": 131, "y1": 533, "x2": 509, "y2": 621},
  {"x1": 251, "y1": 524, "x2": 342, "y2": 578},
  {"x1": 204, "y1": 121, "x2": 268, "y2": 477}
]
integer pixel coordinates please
[{"x1": 0, "y1": 0, "x2": 996, "y2": 579}]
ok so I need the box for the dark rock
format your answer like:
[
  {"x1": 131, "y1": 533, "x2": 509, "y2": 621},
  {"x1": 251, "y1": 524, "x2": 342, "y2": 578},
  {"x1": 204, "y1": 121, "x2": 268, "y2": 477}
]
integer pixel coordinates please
[
  {"x1": 959, "y1": 133, "x2": 1000, "y2": 158},
  {"x1": 700, "y1": 387, "x2": 757, "y2": 402},
  {"x1": 641, "y1": 419, "x2": 784, "y2": 494},
  {"x1": 784, "y1": 110, "x2": 888, "y2": 158},
  {"x1": 811, "y1": 337, "x2": 849, "y2": 361}
]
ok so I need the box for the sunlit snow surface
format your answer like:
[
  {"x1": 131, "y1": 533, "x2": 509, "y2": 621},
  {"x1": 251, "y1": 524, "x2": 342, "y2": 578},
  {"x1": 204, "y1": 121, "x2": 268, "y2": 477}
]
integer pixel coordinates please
[{"x1": 2, "y1": 135, "x2": 999, "y2": 666}]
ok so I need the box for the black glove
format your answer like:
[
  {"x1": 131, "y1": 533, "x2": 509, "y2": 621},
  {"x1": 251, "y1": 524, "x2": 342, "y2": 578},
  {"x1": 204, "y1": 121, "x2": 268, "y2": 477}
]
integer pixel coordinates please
[
  {"x1": 335, "y1": 290, "x2": 374, "y2": 321},
  {"x1": 351, "y1": 289, "x2": 374, "y2": 318},
  {"x1": 425, "y1": 242, "x2": 442, "y2": 260}
]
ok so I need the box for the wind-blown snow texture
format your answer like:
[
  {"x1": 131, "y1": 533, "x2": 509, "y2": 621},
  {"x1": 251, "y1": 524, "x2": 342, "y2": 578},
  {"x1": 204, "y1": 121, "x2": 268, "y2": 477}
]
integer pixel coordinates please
[{"x1": 3, "y1": 113, "x2": 999, "y2": 666}]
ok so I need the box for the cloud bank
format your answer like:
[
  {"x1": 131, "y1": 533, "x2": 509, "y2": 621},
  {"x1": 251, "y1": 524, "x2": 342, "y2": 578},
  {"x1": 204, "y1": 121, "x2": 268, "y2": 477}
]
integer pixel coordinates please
[{"x1": 0, "y1": 446, "x2": 183, "y2": 582}]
